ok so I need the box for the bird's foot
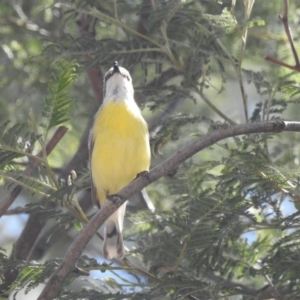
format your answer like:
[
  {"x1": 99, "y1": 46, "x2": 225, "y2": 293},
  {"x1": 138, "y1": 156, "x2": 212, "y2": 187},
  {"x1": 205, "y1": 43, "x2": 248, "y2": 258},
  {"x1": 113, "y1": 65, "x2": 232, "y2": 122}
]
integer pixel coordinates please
[
  {"x1": 107, "y1": 194, "x2": 124, "y2": 207},
  {"x1": 136, "y1": 170, "x2": 151, "y2": 183}
]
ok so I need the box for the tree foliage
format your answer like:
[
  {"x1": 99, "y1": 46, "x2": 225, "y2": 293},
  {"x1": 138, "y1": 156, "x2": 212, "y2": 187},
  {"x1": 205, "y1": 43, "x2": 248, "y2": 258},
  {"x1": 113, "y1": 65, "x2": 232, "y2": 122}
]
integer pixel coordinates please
[{"x1": 1, "y1": 0, "x2": 300, "y2": 299}]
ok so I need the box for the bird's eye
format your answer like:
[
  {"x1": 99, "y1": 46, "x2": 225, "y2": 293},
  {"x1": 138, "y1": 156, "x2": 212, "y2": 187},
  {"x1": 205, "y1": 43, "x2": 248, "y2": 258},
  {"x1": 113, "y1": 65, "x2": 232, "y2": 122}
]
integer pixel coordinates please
[{"x1": 126, "y1": 76, "x2": 130, "y2": 81}]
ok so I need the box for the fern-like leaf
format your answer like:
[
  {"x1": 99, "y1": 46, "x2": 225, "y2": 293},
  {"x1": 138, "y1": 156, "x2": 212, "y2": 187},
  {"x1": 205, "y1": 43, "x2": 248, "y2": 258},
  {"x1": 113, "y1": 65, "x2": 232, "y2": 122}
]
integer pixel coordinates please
[
  {"x1": 0, "y1": 121, "x2": 39, "y2": 170},
  {"x1": 40, "y1": 60, "x2": 78, "y2": 131}
]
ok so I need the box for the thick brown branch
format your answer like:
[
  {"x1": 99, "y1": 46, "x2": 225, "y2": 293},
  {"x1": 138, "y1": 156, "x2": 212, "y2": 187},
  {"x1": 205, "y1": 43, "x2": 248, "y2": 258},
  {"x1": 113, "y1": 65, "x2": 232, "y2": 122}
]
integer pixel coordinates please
[
  {"x1": 0, "y1": 126, "x2": 68, "y2": 218},
  {"x1": 38, "y1": 120, "x2": 300, "y2": 300}
]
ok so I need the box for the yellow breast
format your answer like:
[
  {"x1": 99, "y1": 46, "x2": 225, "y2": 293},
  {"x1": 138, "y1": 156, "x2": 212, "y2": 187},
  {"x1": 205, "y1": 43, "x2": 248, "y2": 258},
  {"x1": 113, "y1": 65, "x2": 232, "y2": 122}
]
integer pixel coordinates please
[{"x1": 91, "y1": 101, "x2": 150, "y2": 204}]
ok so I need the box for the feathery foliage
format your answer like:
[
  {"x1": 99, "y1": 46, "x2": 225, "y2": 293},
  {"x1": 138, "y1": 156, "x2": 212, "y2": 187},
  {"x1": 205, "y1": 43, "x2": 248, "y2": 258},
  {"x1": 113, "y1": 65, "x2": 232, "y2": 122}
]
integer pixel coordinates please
[
  {"x1": 2, "y1": 0, "x2": 300, "y2": 299},
  {"x1": 0, "y1": 121, "x2": 39, "y2": 170},
  {"x1": 40, "y1": 60, "x2": 78, "y2": 132}
]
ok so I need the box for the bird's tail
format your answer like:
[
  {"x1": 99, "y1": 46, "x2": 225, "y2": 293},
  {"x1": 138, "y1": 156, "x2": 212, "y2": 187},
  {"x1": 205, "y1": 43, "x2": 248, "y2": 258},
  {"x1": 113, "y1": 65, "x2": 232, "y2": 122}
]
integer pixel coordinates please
[{"x1": 103, "y1": 202, "x2": 127, "y2": 259}]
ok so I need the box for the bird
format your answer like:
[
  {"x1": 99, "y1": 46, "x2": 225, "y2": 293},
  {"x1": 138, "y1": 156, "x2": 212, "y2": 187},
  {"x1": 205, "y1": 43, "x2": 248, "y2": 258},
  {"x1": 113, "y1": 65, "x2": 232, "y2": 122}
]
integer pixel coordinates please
[{"x1": 89, "y1": 62, "x2": 151, "y2": 259}]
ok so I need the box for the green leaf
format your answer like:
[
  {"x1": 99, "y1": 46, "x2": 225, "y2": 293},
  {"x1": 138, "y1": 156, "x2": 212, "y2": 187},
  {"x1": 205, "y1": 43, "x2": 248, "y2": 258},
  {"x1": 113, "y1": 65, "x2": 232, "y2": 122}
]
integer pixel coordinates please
[
  {"x1": 0, "y1": 121, "x2": 39, "y2": 170},
  {"x1": 40, "y1": 60, "x2": 78, "y2": 131},
  {"x1": 74, "y1": 221, "x2": 83, "y2": 231}
]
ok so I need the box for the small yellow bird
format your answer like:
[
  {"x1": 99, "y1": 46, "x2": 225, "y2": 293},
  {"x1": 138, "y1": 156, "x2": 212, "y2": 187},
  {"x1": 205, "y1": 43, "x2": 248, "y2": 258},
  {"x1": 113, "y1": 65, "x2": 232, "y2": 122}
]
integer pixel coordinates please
[{"x1": 89, "y1": 62, "x2": 151, "y2": 259}]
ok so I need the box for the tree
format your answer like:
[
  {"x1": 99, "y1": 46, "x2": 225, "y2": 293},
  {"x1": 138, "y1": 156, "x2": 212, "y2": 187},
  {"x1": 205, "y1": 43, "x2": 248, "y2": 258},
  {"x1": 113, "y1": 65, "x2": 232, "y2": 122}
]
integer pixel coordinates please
[{"x1": 1, "y1": 0, "x2": 300, "y2": 299}]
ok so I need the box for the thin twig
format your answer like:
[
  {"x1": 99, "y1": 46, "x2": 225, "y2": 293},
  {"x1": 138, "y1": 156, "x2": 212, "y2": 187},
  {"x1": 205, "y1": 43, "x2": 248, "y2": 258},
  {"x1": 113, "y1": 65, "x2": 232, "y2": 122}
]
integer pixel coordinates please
[
  {"x1": 0, "y1": 126, "x2": 68, "y2": 218},
  {"x1": 113, "y1": 0, "x2": 119, "y2": 21},
  {"x1": 280, "y1": 0, "x2": 299, "y2": 66},
  {"x1": 136, "y1": 0, "x2": 154, "y2": 35},
  {"x1": 195, "y1": 87, "x2": 236, "y2": 125},
  {"x1": 4, "y1": 206, "x2": 28, "y2": 215},
  {"x1": 237, "y1": 0, "x2": 255, "y2": 123},
  {"x1": 77, "y1": 15, "x2": 103, "y2": 107},
  {"x1": 265, "y1": 0, "x2": 300, "y2": 72},
  {"x1": 262, "y1": 272, "x2": 281, "y2": 298},
  {"x1": 205, "y1": 272, "x2": 260, "y2": 295},
  {"x1": 174, "y1": 197, "x2": 227, "y2": 275},
  {"x1": 265, "y1": 56, "x2": 300, "y2": 72},
  {"x1": 1, "y1": 13, "x2": 99, "y2": 299},
  {"x1": 11, "y1": 3, "x2": 50, "y2": 36},
  {"x1": 37, "y1": 120, "x2": 300, "y2": 300},
  {"x1": 195, "y1": 19, "x2": 249, "y2": 122},
  {"x1": 74, "y1": 6, "x2": 181, "y2": 69},
  {"x1": 60, "y1": 15, "x2": 104, "y2": 180}
]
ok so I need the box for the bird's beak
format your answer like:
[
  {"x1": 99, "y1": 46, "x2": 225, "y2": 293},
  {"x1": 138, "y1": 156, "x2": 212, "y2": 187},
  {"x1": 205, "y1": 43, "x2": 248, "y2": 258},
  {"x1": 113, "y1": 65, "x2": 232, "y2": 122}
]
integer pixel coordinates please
[{"x1": 112, "y1": 62, "x2": 120, "y2": 75}]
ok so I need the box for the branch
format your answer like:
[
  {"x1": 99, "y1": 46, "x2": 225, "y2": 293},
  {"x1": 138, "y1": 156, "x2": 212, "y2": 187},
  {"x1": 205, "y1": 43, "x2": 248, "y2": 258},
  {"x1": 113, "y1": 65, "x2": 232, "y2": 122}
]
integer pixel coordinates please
[
  {"x1": 0, "y1": 126, "x2": 68, "y2": 218},
  {"x1": 8, "y1": 3, "x2": 51, "y2": 37},
  {"x1": 196, "y1": 88, "x2": 236, "y2": 125},
  {"x1": 2, "y1": 14, "x2": 101, "y2": 298},
  {"x1": 3, "y1": 206, "x2": 28, "y2": 215},
  {"x1": 38, "y1": 120, "x2": 300, "y2": 300},
  {"x1": 265, "y1": 56, "x2": 300, "y2": 72},
  {"x1": 265, "y1": 0, "x2": 300, "y2": 72},
  {"x1": 77, "y1": 15, "x2": 104, "y2": 107},
  {"x1": 205, "y1": 272, "x2": 292, "y2": 299},
  {"x1": 0, "y1": 126, "x2": 67, "y2": 295},
  {"x1": 59, "y1": 16, "x2": 104, "y2": 179},
  {"x1": 136, "y1": 0, "x2": 154, "y2": 35},
  {"x1": 280, "y1": 0, "x2": 299, "y2": 67},
  {"x1": 19, "y1": 14, "x2": 105, "y2": 263},
  {"x1": 146, "y1": 67, "x2": 180, "y2": 88},
  {"x1": 19, "y1": 15, "x2": 104, "y2": 264},
  {"x1": 146, "y1": 68, "x2": 182, "y2": 128},
  {"x1": 27, "y1": 14, "x2": 104, "y2": 259},
  {"x1": 205, "y1": 272, "x2": 259, "y2": 295}
]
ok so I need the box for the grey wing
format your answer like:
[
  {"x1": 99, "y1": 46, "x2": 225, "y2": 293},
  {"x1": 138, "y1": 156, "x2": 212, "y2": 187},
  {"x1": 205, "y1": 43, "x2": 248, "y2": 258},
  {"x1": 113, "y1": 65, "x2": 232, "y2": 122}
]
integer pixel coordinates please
[{"x1": 88, "y1": 129, "x2": 100, "y2": 208}]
